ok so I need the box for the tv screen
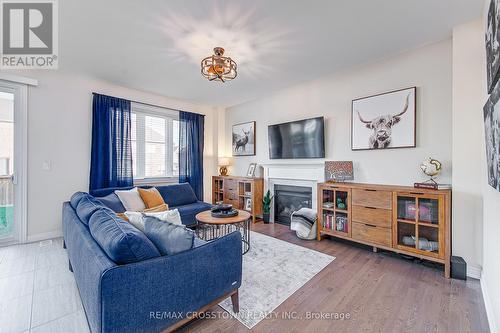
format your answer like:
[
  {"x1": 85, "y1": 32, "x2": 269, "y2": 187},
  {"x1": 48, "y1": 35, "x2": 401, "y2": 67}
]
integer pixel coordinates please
[{"x1": 268, "y1": 117, "x2": 325, "y2": 159}]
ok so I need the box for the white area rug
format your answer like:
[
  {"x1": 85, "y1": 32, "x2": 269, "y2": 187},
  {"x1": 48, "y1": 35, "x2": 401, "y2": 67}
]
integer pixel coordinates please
[{"x1": 219, "y1": 231, "x2": 335, "y2": 329}]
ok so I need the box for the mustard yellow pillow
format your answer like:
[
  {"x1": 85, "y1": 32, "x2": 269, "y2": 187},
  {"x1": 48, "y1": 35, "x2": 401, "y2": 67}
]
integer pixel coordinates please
[
  {"x1": 138, "y1": 188, "x2": 166, "y2": 209},
  {"x1": 143, "y1": 203, "x2": 169, "y2": 213}
]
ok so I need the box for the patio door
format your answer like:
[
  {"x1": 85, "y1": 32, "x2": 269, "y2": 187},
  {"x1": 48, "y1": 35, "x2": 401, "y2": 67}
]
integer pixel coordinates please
[{"x1": 0, "y1": 80, "x2": 27, "y2": 246}]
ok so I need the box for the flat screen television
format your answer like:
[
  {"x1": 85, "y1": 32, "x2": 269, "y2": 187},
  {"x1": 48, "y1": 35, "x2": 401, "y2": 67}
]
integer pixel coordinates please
[{"x1": 268, "y1": 117, "x2": 325, "y2": 159}]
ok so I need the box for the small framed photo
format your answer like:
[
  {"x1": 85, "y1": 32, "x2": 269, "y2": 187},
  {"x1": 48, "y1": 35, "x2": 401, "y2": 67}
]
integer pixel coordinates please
[
  {"x1": 244, "y1": 198, "x2": 252, "y2": 211},
  {"x1": 246, "y1": 163, "x2": 257, "y2": 177}
]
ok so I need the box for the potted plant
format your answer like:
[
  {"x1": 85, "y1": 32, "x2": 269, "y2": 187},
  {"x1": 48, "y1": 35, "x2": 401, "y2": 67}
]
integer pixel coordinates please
[{"x1": 262, "y1": 190, "x2": 274, "y2": 223}]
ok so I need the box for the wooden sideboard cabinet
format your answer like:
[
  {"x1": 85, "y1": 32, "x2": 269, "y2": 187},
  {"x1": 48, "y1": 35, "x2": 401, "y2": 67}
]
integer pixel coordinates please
[
  {"x1": 212, "y1": 176, "x2": 263, "y2": 223},
  {"x1": 317, "y1": 182, "x2": 452, "y2": 278}
]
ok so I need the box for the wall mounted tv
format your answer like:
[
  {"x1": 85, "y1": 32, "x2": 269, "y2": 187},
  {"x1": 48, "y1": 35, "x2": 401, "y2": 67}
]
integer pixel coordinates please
[{"x1": 268, "y1": 116, "x2": 325, "y2": 159}]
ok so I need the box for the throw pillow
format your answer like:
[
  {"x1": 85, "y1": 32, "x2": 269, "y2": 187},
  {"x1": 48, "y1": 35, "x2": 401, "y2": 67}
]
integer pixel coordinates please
[
  {"x1": 115, "y1": 187, "x2": 146, "y2": 212},
  {"x1": 124, "y1": 209, "x2": 182, "y2": 232},
  {"x1": 138, "y1": 187, "x2": 166, "y2": 209},
  {"x1": 143, "y1": 216, "x2": 195, "y2": 255},
  {"x1": 96, "y1": 193, "x2": 126, "y2": 213},
  {"x1": 143, "y1": 203, "x2": 169, "y2": 213}
]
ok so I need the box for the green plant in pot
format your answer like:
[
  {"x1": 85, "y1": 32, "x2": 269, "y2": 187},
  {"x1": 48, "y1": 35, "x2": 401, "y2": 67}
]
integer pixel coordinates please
[{"x1": 262, "y1": 190, "x2": 274, "y2": 223}]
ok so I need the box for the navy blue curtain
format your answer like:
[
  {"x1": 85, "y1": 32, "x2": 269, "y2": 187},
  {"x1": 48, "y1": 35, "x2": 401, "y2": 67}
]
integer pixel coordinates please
[
  {"x1": 179, "y1": 111, "x2": 205, "y2": 200},
  {"x1": 89, "y1": 93, "x2": 133, "y2": 191}
]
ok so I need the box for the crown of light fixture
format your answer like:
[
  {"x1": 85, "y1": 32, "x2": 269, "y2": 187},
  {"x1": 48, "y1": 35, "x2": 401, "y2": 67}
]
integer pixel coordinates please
[{"x1": 201, "y1": 47, "x2": 237, "y2": 82}]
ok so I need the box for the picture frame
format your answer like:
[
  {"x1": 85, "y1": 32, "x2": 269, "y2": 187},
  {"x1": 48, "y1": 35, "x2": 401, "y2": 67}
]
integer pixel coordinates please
[
  {"x1": 351, "y1": 87, "x2": 416, "y2": 151},
  {"x1": 232, "y1": 121, "x2": 256, "y2": 156},
  {"x1": 325, "y1": 161, "x2": 354, "y2": 182},
  {"x1": 486, "y1": 0, "x2": 500, "y2": 93},
  {"x1": 244, "y1": 198, "x2": 252, "y2": 211},
  {"x1": 484, "y1": 78, "x2": 500, "y2": 192},
  {"x1": 246, "y1": 163, "x2": 257, "y2": 177}
]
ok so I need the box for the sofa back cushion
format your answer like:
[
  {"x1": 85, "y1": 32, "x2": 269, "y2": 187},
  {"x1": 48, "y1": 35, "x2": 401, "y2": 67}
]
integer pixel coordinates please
[
  {"x1": 70, "y1": 192, "x2": 88, "y2": 209},
  {"x1": 96, "y1": 193, "x2": 126, "y2": 213},
  {"x1": 157, "y1": 183, "x2": 198, "y2": 207},
  {"x1": 143, "y1": 216, "x2": 195, "y2": 255},
  {"x1": 76, "y1": 195, "x2": 109, "y2": 226},
  {"x1": 89, "y1": 209, "x2": 161, "y2": 264}
]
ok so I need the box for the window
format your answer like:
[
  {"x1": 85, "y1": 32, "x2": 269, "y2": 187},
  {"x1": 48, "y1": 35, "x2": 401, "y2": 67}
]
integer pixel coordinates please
[{"x1": 130, "y1": 103, "x2": 179, "y2": 181}]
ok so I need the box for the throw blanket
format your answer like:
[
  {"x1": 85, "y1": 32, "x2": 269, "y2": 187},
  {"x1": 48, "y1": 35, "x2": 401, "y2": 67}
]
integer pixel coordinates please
[{"x1": 290, "y1": 208, "x2": 318, "y2": 240}]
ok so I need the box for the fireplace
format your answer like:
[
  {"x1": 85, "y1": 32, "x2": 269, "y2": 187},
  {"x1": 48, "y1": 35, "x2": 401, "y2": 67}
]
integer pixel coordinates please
[{"x1": 274, "y1": 185, "x2": 312, "y2": 225}]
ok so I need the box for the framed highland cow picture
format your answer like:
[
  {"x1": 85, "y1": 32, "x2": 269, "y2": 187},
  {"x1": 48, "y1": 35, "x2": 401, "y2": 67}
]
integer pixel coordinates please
[
  {"x1": 351, "y1": 87, "x2": 416, "y2": 151},
  {"x1": 232, "y1": 121, "x2": 255, "y2": 156}
]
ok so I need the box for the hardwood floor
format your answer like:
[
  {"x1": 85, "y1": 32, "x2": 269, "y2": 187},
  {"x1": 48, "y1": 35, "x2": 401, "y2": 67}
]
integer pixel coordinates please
[{"x1": 179, "y1": 222, "x2": 489, "y2": 333}]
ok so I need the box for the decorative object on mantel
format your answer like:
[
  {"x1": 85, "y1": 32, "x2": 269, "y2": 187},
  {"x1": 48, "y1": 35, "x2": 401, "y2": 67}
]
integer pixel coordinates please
[
  {"x1": 246, "y1": 163, "x2": 257, "y2": 177},
  {"x1": 485, "y1": 0, "x2": 500, "y2": 93},
  {"x1": 201, "y1": 47, "x2": 237, "y2": 82},
  {"x1": 218, "y1": 156, "x2": 232, "y2": 176},
  {"x1": 232, "y1": 121, "x2": 256, "y2": 156},
  {"x1": 325, "y1": 161, "x2": 354, "y2": 182},
  {"x1": 484, "y1": 78, "x2": 500, "y2": 191},
  {"x1": 414, "y1": 157, "x2": 451, "y2": 190},
  {"x1": 352, "y1": 87, "x2": 416, "y2": 150},
  {"x1": 262, "y1": 190, "x2": 274, "y2": 223}
]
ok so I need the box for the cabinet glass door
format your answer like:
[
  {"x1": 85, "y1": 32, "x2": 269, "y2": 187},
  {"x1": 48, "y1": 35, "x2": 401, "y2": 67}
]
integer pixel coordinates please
[{"x1": 418, "y1": 198, "x2": 439, "y2": 225}]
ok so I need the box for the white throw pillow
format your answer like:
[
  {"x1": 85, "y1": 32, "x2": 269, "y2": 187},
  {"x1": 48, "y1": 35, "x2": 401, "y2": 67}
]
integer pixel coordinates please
[
  {"x1": 115, "y1": 187, "x2": 146, "y2": 212},
  {"x1": 124, "y1": 209, "x2": 182, "y2": 232}
]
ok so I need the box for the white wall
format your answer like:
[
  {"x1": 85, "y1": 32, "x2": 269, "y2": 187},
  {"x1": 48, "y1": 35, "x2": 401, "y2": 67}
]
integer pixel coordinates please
[
  {"x1": 225, "y1": 40, "x2": 453, "y2": 185},
  {"x1": 5, "y1": 70, "x2": 219, "y2": 240},
  {"x1": 452, "y1": 20, "x2": 487, "y2": 278}
]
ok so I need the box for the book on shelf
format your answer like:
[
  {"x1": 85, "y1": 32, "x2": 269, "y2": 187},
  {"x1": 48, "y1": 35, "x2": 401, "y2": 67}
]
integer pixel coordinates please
[{"x1": 414, "y1": 182, "x2": 451, "y2": 190}]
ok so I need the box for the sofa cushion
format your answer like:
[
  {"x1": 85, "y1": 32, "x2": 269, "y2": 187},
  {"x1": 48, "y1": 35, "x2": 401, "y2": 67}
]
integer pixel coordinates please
[
  {"x1": 76, "y1": 196, "x2": 109, "y2": 226},
  {"x1": 96, "y1": 193, "x2": 126, "y2": 213},
  {"x1": 157, "y1": 183, "x2": 198, "y2": 207},
  {"x1": 143, "y1": 217, "x2": 195, "y2": 256},
  {"x1": 70, "y1": 192, "x2": 88, "y2": 209},
  {"x1": 176, "y1": 201, "x2": 212, "y2": 226},
  {"x1": 138, "y1": 187, "x2": 166, "y2": 209},
  {"x1": 124, "y1": 209, "x2": 182, "y2": 232},
  {"x1": 89, "y1": 209, "x2": 161, "y2": 264}
]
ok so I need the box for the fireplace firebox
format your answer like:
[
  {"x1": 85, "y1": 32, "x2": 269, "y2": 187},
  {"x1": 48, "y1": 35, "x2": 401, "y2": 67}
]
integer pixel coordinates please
[{"x1": 274, "y1": 184, "x2": 312, "y2": 225}]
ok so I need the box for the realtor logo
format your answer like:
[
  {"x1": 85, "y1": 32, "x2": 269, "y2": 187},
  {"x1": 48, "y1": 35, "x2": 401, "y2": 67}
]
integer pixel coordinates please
[{"x1": 0, "y1": 0, "x2": 58, "y2": 69}]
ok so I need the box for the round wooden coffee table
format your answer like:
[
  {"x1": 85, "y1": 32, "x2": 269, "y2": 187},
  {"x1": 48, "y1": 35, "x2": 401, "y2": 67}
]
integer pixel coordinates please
[{"x1": 196, "y1": 210, "x2": 251, "y2": 254}]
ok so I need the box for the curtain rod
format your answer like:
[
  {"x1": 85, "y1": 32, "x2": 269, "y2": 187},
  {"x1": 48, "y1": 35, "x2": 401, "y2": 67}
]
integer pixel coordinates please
[{"x1": 92, "y1": 92, "x2": 205, "y2": 116}]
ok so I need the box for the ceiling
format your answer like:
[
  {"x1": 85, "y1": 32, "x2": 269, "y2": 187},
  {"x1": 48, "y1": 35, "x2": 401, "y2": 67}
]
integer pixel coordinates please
[{"x1": 60, "y1": 0, "x2": 484, "y2": 107}]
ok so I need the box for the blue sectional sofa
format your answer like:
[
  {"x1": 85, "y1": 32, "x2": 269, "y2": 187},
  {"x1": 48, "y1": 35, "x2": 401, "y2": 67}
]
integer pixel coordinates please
[
  {"x1": 90, "y1": 183, "x2": 212, "y2": 227},
  {"x1": 62, "y1": 184, "x2": 242, "y2": 333}
]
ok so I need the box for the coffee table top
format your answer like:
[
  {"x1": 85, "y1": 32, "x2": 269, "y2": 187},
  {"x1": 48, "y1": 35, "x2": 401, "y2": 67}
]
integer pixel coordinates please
[{"x1": 196, "y1": 210, "x2": 251, "y2": 225}]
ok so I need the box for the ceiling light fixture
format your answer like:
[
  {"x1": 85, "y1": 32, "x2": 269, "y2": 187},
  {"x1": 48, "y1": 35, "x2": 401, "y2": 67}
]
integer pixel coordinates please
[{"x1": 201, "y1": 47, "x2": 237, "y2": 82}]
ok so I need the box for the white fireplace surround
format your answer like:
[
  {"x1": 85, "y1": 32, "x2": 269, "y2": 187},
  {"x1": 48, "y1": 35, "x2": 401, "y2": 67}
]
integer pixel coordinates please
[{"x1": 261, "y1": 164, "x2": 324, "y2": 223}]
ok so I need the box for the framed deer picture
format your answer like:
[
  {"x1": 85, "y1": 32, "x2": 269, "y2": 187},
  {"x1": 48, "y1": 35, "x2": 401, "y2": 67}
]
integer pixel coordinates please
[
  {"x1": 351, "y1": 87, "x2": 416, "y2": 151},
  {"x1": 232, "y1": 121, "x2": 256, "y2": 156}
]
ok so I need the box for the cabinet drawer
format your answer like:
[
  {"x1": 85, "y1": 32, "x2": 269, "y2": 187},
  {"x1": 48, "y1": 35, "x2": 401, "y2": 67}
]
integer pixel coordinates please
[
  {"x1": 352, "y1": 189, "x2": 392, "y2": 210},
  {"x1": 225, "y1": 199, "x2": 239, "y2": 208},
  {"x1": 352, "y1": 222, "x2": 391, "y2": 247},
  {"x1": 224, "y1": 180, "x2": 238, "y2": 191},
  {"x1": 352, "y1": 205, "x2": 392, "y2": 228}
]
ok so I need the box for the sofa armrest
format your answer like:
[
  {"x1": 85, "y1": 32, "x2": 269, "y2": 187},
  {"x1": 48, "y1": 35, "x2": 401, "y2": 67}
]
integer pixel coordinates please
[{"x1": 99, "y1": 231, "x2": 243, "y2": 333}]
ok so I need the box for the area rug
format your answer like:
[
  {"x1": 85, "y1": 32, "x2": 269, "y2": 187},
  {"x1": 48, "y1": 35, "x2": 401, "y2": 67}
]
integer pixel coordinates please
[{"x1": 219, "y1": 231, "x2": 335, "y2": 329}]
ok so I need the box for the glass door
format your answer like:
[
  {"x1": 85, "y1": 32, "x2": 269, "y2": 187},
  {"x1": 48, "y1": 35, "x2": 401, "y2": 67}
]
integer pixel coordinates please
[
  {"x1": 0, "y1": 81, "x2": 27, "y2": 246},
  {"x1": 0, "y1": 91, "x2": 15, "y2": 241}
]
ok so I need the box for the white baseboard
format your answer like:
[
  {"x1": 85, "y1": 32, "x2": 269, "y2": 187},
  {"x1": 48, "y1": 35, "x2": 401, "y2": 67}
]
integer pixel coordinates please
[
  {"x1": 26, "y1": 230, "x2": 62, "y2": 243},
  {"x1": 467, "y1": 264, "x2": 482, "y2": 280},
  {"x1": 481, "y1": 274, "x2": 498, "y2": 333}
]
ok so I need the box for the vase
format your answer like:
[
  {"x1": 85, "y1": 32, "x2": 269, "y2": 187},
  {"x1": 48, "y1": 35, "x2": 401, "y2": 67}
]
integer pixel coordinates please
[{"x1": 263, "y1": 213, "x2": 270, "y2": 223}]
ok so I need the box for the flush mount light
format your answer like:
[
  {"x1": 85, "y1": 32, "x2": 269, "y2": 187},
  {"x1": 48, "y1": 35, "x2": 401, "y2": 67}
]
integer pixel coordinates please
[{"x1": 201, "y1": 47, "x2": 237, "y2": 82}]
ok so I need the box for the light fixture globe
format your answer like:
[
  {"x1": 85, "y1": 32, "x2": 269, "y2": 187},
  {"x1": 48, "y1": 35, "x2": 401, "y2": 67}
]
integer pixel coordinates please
[{"x1": 201, "y1": 47, "x2": 237, "y2": 82}]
